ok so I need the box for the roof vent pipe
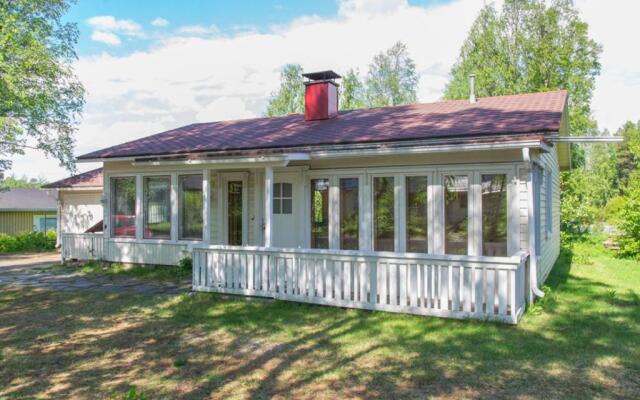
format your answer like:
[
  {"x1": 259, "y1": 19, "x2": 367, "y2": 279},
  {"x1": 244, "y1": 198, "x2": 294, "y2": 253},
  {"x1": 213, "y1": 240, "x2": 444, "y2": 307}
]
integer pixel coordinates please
[{"x1": 469, "y1": 74, "x2": 476, "y2": 103}]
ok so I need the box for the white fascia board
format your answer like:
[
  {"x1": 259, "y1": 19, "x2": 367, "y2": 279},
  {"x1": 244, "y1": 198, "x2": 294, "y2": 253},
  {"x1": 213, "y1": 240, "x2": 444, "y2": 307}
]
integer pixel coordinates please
[
  {"x1": 309, "y1": 140, "x2": 545, "y2": 160},
  {"x1": 549, "y1": 136, "x2": 623, "y2": 143},
  {"x1": 130, "y1": 153, "x2": 310, "y2": 167}
]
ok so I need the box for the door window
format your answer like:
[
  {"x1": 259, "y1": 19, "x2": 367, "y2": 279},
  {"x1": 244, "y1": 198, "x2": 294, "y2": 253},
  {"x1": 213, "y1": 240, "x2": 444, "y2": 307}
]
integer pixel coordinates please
[{"x1": 228, "y1": 180, "x2": 243, "y2": 245}]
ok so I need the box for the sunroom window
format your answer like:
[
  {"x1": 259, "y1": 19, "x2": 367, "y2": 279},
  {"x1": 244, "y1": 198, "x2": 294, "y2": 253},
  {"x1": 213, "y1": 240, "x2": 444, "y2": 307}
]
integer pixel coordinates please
[
  {"x1": 481, "y1": 174, "x2": 507, "y2": 256},
  {"x1": 406, "y1": 176, "x2": 428, "y2": 253},
  {"x1": 110, "y1": 177, "x2": 136, "y2": 238},
  {"x1": 444, "y1": 175, "x2": 468, "y2": 255},
  {"x1": 143, "y1": 176, "x2": 171, "y2": 239},
  {"x1": 310, "y1": 179, "x2": 329, "y2": 249},
  {"x1": 373, "y1": 176, "x2": 394, "y2": 252},
  {"x1": 339, "y1": 178, "x2": 359, "y2": 250},
  {"x1": 179, "y1": 174, "x2": 203, "y2": 241}
]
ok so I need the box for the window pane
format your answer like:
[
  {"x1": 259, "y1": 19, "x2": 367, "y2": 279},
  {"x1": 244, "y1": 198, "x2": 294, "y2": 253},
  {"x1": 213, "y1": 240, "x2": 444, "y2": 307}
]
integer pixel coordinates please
[
  {"x1": 273, "y1": 197, "x2": 281, "y2": 214},
  {"x1": 445, "y1": 175, "x2": 468, "y2": 255},
  {"x1": 273, "y1": 182, "x2": 281, "y2": 198},
  {"x1": 482, "y1": 174, "x2": 508, "y2": 256},
  {"x1": 282, "y1": 182, "x2": 292, "y2": 198},
  {"x1": 374, "y1": 177, "x2": 394, "y2": 252},
  {"x1": 111, "y1": 177, "x2": 136, "y2": 238},
  {"x1": 406, "y1": 176, "x2": 428, "y2": 253},
  {"x1": 227, "y1": 180, "x2": 243, "y2": 245},
  {"x1": 282, "y1": 198, "x2": 292, "y2": 214},
  {"x1": 340, "y1": 178, "x2": 359, "y2": 250},
  {"x1": 143, "y1": 176, "x2": 171, "y2": 239},
  {"x1": 179, "y1": 175, "x2": 203, "y2": 240},
  {"x1": 310, "y1": 179, "x2": 329, "y2": 249}
]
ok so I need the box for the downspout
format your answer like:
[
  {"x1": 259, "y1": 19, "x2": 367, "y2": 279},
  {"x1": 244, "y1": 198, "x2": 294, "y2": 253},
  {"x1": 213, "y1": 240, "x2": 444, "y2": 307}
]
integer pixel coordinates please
[{"x1": 523, "y1": 147, "x2": 546, "y2": 301}]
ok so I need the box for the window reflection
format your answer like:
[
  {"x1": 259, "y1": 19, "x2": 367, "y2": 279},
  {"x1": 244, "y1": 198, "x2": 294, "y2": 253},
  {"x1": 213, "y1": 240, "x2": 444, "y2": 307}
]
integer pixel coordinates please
[
  {"x1": 445, "y1": 175, "x2": 468, "y2": 255},
  {"x1": 482, "y1": 174, "x2": 507, "y2": 256}
]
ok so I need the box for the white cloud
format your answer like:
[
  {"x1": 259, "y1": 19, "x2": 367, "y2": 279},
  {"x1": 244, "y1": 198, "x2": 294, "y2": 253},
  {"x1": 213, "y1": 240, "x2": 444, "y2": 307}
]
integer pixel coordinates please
[
  {"x1": 176, "y1": 24, "x2": 220, "y2": 36},
  {"x1": 90, "y1": 30, "x2": 121, "y2": 46},
  {"x1": 151, "y1": 17, "x2": 169, "y2": 28},
  {"x1": 87, "y1": 15, "x2": 142, "y2": 45},
  {"x1": 11, "y1": 0, "x2": 640, "y2": 180}
]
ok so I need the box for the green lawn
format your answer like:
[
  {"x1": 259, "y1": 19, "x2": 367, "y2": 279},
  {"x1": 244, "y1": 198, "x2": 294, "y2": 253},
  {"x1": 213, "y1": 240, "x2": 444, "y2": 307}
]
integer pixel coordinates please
[{"x1": 1, "y1": 238, "x2": 638, "y2": 399}]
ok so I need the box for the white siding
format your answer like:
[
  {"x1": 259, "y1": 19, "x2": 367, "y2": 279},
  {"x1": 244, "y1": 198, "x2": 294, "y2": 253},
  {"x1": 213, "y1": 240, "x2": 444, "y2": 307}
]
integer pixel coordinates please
[
  {"x1": 537, "y1": 150, "x2": 561, "y2": 283},
  {"x1": 60, "y1": 190, "x2": 103, "y2": 233}
]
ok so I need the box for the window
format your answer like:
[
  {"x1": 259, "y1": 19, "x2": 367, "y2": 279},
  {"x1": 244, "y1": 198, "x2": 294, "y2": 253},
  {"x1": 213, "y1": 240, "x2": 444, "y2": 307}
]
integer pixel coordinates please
[
  {"x1": 406, "y1": 176, "x2": 428, "y2": 253},
  {"x1": 227, "y1": 180, "x2": 243, "y2": 245},
  {"x1": 310, "y1": 179, "x2": 329, "y2": 249},
  {"x1": 179, "y1": 174, "x2": 203, "y2": 241},
  {"x1": 273, "y1": 183, "x2": 293, "y2": 214},
  {"x1": 143, "y1": 176, "x2": 171, "y2": 239},
  {"x1": 533, "y1": 166, "x2": 542, "y2": 256},
  {"x1": 340, "y1": 178, "x2": 359, "y2": 250},
  {"x1": 111, "y1": 177, "x2": 136, "y2": 238},
  {"x1": 482, "y1": 174, "x2": 507, "y2": 256},
  {"x1": 546, "y1": 170, "x2": 552, "y2": 236},
  {"x1": 373, "y1": 176, "x2": 394, "y2": 252},
  {"x1": 444, "y1": 175, "x2": 468, "y2": 255},
  {"x1": 34, "y1": 215, "x2": 56, "y2": 232}
]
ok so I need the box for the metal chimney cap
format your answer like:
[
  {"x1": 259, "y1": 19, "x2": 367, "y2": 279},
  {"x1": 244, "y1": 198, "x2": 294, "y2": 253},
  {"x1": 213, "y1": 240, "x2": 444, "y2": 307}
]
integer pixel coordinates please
[{"x1": 302, "y1": 70, "x2": 342, "y2": 81}]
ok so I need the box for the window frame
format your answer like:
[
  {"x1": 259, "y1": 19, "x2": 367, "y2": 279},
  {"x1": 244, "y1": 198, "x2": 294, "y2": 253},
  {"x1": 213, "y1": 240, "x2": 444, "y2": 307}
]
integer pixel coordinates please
[
  {"x1": 545, "y1": 169, "x2": 553, "y2": 237},
  {"x1": 109, "y1": 175, "x2": 138, "y2": 239},
  {"x1": 273, "y1": 182, "x2": 293, "y2": 215},
  {"x1": 143, "y1": 175, "x2": 172, "y2": 240},
  {"x1": 178, "y1": 173, "x2": 205, "y2": 242},
  {"x1": 370, "y1": 174, "x2": 396, "y2": 252},
  {"x1": 309, "y1": 177, "x2": 330, "y2": 249}
]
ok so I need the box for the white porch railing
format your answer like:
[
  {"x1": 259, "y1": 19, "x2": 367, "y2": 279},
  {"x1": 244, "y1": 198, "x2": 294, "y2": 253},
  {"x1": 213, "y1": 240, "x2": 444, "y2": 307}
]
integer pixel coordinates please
[
  {"x1": 61, "y1": 233, "x2": 105, "y2": 261},
  {"x1": 192, "y1": 245, "x2": 528, "y2": 324}
]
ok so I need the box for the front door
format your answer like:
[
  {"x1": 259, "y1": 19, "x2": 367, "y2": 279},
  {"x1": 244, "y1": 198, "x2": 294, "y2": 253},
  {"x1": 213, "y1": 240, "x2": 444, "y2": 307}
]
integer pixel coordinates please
[
  {"x1": 272, "y1": 173, "x2": 300, "y2": 248},
  {"x1": 222, "y1": 173, "x2": 247, "y2": 245}
]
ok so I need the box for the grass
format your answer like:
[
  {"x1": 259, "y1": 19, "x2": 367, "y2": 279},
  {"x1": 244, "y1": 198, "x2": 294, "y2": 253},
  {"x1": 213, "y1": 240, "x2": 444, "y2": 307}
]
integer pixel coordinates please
[
  {"x1": 49, "y1": 260, "x2": 192, "y2": 283},
  {"x1": 0, "y1": 238, "x2": 639, "y2": 399}
]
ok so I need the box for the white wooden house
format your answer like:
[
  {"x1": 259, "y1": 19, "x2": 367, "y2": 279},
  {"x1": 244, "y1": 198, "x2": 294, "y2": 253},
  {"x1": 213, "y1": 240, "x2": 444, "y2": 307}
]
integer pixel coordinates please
[{"x1": 61, "y1": 71, "x2": 570, "y2": 323}]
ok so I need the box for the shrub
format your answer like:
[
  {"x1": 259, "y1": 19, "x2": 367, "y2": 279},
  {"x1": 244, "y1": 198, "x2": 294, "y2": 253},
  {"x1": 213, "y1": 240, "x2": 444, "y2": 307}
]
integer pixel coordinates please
[
  {"x1": 560, "y1": 171, "x2": 598, "y2": 238},
  {"x1": 178, "y1": 256, "x2": 192, "y2": 272},
  {"x1": 618, "y1": 182, "x2": 640, "y2": 259},
  {"x1": 0, "y1": 230, "x2": 56, "y2": 254}
]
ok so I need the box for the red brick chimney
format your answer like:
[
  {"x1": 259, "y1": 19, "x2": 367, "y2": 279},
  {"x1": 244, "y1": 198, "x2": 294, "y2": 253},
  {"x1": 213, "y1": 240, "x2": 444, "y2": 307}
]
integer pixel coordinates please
[{"x1": 302, "y1": 70, "x2": 341, "y2": 121}]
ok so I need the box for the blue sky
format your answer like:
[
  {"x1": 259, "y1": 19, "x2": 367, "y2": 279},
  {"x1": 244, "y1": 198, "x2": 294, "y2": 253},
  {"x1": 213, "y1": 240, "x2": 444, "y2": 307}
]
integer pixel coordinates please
[
  {"x1": 65, "y1": 0, "x2": 449, "y2": 56},
  {"x1": 9, "y1": 0, "x2": 640, "y2": 181}
]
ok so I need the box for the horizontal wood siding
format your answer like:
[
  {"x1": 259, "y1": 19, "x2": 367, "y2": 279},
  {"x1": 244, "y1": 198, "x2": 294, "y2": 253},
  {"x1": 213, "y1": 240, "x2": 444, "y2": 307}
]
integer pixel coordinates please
[{"x1": 538, "y1": 151, "x2": 561, "y2": 283}]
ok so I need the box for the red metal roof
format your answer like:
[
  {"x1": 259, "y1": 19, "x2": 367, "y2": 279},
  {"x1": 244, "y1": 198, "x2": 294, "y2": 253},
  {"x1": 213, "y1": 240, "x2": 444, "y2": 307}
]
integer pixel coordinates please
[
  {"x1": 44, "y1": 168, "x2": 103, "y2": 189},
  {"x1": 78, "y1": 90, "x2": 567, "y2": 160}
]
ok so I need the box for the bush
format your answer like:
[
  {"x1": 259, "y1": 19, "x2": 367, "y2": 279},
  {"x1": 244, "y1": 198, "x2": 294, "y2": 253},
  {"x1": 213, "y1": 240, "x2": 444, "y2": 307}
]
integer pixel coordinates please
[
  {"x1": 560, "y1": 171, "x2": 599, "y2": 237},
  {"x1": 0, "y1": 230, "x2": 56, "y2": 254},
  {"x1": 618, "y1": 182, "x2": 640, "y2": 259},
  {"x1": 178, "y1": 256, "x2": 192, "y2": 272}
]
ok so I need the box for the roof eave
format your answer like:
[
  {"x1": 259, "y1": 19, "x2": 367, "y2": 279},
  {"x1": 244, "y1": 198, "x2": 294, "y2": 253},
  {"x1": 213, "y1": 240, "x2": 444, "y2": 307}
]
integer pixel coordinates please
[{"x1": 78, "y1": 133, "x2": 553, "y2": 164}]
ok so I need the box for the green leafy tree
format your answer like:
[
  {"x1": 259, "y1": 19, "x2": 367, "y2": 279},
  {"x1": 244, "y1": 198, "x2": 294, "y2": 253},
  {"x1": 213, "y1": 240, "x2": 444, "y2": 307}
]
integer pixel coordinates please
[
  {"x1": 615, "y1": 121, "x2": 640, "y2": 189},
  {"x1": 444, "y1": 0, "x2": 601, "y2": 141},
  {"x1": 265, "y1": 64, "x2": 305, "y2": 117},
  {"x1": 0, "y1": 0, "x2": 85, "y2": 172},
  {"x1": 339, "y1": 69, "x2": 366, "y2": 110},
  {"x1": 365, "y1": 42, "x2": 419, "y2": 107},
  {"x1": 0, "y1": 174, "x2": 48, "y2": 189}
]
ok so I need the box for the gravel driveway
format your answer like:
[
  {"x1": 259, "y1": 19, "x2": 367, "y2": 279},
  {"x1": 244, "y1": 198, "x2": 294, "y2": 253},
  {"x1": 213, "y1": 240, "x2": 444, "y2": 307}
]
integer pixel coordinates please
[{"x1": 0, "y1": 252, "x2": 189, "y2": 295}]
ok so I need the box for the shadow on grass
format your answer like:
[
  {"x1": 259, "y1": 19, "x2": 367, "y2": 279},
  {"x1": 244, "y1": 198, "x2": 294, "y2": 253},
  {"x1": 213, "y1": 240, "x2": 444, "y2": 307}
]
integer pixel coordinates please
[{"x1": 1, "y1": 246, "x2": 639, "y2": 398}]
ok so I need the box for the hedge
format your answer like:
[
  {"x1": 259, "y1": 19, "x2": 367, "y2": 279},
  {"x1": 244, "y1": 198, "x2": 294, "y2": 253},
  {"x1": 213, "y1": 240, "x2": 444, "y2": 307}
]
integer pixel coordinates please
[{"x1": 0, "y1": 230, "x2": 57, "y2": 254}]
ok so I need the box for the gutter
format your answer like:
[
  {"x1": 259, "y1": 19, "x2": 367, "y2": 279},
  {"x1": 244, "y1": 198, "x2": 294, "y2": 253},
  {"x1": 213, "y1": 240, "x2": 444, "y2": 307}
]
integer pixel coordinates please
[
  {"x1": 77, "y1": 133, "x2": 551, "y2": 165},
  {"x1": 522, "y1": 147, "x2": 546, "y2": 301}
]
